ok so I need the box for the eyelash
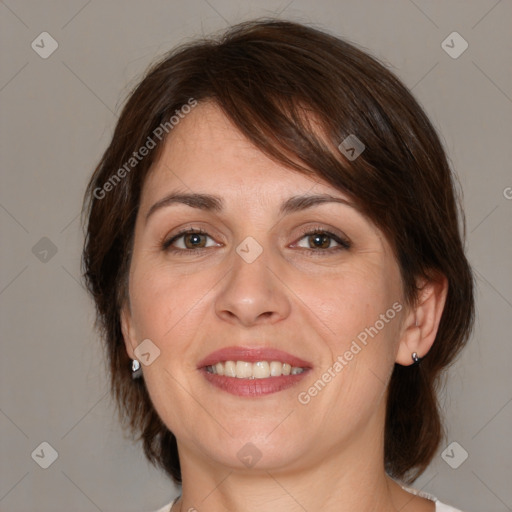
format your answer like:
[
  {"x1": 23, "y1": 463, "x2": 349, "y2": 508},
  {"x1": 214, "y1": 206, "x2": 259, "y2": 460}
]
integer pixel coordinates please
[{"x1": 161, "y1": 226, "x2": 351, "y2": 256}]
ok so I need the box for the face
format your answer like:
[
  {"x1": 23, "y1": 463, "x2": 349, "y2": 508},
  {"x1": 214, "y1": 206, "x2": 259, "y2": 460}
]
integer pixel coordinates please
[{"x1": 122, "y1": 101, "x2": 408, "y2": 473}]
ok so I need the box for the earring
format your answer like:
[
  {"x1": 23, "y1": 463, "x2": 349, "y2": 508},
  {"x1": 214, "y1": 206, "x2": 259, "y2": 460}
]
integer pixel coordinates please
[
  {"x1": 131, "y1": 359, "x2": 142, "y2": 379},
  {"x1": 411, "y1": 352, "x2": 422, "y2": 366}
]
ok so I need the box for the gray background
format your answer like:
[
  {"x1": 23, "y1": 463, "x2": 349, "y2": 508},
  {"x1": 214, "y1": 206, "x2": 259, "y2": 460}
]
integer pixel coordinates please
[{"x1": 1, "y1": 1, "x2": 511, "y2": 511}]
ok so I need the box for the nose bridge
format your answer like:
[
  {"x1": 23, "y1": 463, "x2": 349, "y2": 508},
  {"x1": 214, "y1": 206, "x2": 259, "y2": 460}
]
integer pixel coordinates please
[{"x1": 214, "y1": 236, "x2": 290, "y2": 325}]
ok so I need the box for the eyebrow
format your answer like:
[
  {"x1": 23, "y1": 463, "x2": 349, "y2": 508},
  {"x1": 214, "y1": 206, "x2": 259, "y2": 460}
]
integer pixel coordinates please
[{"x1": 145, "y1": 191, "x2": 355, "y2": 223}]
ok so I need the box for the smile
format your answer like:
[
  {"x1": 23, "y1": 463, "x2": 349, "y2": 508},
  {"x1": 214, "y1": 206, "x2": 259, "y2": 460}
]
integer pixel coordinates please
[{"x1": 205, "y1": 360, "x2": 305, "y2": 379}]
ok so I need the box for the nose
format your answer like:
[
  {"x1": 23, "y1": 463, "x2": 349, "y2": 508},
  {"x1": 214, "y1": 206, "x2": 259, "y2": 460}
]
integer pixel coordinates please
[{"x1": 214, "y1": 246, "x2": 291, "y2": 327}]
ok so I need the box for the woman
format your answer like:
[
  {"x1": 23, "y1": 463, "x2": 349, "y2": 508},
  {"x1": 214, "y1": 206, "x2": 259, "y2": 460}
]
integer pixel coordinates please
[{"x1": 82, "y1": 19, "x2": 474, "y2": 512}]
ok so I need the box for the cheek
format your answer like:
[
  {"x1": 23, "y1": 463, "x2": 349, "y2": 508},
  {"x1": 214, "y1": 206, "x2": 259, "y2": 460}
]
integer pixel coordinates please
[
  {"x1": 304, "y1": 264, "x2": 403, "y2": 348},
  {"x1": 130, "y1": 272, "x2": 172, "y2": 336},
  {"x1": 128, "y1": 263, "x2": 215, "y2": 356},
  {"x1": 309, "y1": 265, "x2": 404, "y2": 401}
]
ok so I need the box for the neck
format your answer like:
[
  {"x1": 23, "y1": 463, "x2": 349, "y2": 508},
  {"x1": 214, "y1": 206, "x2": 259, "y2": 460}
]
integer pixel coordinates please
[{"x1": 173, "y1": 400, "x2": 411, "y2": 512}]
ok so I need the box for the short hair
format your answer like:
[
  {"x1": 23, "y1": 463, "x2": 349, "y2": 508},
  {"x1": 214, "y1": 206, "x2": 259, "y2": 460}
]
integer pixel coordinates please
[{"x1": 82, "y1": 18, "x2": 474, "y2": 485}]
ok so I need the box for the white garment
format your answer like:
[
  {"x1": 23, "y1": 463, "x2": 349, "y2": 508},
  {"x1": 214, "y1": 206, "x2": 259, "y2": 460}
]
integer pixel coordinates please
[
  {"x1": 400, "y1": 484, "x2": 464, "y2": 512},
  {"x1": 153, "y1": 486, "x2": 465, "y2": 512}
]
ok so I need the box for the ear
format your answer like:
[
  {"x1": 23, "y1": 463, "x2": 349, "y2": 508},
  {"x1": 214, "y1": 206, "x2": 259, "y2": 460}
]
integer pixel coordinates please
[
  {"x1": 396, "y1": 274, "x2": 448, "y2": 366},
  {"x1": 120, "y1": 303, "x2": 138, "y2": 360}
]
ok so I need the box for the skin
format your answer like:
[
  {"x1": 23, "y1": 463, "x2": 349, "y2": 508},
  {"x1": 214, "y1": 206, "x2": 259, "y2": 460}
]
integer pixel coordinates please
[{"x1": 121, "y1": 102, "x2": 447, "y2": 512}]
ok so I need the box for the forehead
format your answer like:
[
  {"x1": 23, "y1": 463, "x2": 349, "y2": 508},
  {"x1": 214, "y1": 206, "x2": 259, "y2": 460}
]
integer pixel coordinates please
[{"x1": 141, "y1": 101, "x2": 338, "y2": 203}]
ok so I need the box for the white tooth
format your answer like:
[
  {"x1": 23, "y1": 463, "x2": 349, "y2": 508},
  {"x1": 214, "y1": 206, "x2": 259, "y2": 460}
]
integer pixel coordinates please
[
  {"x1": 224, "y1": 361, "x2": 237, "y2": 377},
  {"x1": 236, "y1": 361, "x2": 253, "y2": 378},
  {"x1": 270, "y1": 361, "x2": 283, "y2": 377},
  {"x1": 253, "y1": 361, "x2": 270, "y2": 378},
  {"x1": 211, "y1": 360, "x2": 303, "y2": 378}
]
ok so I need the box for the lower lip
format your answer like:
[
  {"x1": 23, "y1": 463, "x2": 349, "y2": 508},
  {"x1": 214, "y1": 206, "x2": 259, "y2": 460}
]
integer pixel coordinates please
[{"x1": 200, "y1": 368, "x2": 310, "y2": 397}]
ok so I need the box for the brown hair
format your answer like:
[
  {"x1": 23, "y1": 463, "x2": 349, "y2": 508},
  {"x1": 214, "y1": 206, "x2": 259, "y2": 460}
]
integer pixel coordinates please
[{"x1": 82, "y1": 18, "x2": 474, "y2": 485}]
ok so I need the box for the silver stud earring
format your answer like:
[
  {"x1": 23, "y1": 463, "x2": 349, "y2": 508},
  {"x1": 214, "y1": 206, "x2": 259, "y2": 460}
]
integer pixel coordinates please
[
  {"x1": 131, "y1": 359, "x2": 142, "y2": 379},
  {"x1": 411, "y1": 352, "x2": 421, "y2": 366}
]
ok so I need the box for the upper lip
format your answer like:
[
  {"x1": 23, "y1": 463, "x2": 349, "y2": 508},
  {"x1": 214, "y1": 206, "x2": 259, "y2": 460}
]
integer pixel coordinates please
[{"x1": 197, "y1": 346, "x2": 312, "y2": 369}]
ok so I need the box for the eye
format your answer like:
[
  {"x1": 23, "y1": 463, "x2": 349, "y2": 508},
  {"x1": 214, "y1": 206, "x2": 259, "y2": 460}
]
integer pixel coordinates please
[
  {"x1": 294, "y1": 228, "x2": 351, "y2": 253},
  {"x1": 162, "y1": 228, "x2": 219, "y2": 252},
  {"x1": 161, "y1": 226, "x2": 351, "y2": 255}
]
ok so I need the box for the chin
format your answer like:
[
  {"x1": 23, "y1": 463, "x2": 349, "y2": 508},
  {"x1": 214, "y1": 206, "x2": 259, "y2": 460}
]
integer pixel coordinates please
[{"x1": 207, "y1": 430, "x2": 307, "y2": 471}]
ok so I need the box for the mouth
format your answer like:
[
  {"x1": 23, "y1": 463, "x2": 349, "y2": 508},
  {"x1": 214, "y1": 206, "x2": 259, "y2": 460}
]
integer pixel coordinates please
[{"x1": 197, "y1": 346, "x2": 312, "y2": 397}]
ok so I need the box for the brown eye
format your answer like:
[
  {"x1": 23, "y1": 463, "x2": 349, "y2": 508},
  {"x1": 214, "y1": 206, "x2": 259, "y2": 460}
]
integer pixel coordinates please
[
  {"x1": 163, "y1": 229, "x2": 218, "y2": 253},
  {"x1": 308, "y1": 233, "x2": 332, "y2": 249},
  {"x1": 182, "y1": 233, "x2": 207, "y2": 249},
  {"x1": 295, "y1": 229, "x2": 350, "y2": 253}
]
